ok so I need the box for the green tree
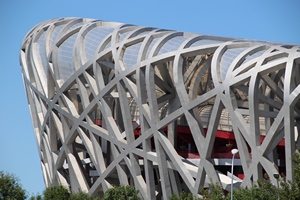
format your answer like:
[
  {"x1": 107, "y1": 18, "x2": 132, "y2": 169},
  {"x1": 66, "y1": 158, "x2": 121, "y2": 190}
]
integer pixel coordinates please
[
  {"x1": 171, "y1": 191, "x2": 199, "y2": 200},
  {"x1": 29, "y1": 194, "x2": 43, "y2": 200},
  {"x1": 30, "y1": 185, "x2": 100, "y2": 200},
  {"x1": 279, "y1": 150, "x2": 300, "y2": 200},
  {"x1": 70, "y1": 192, "x2": 100, "y2": 200},
  {"x1": 102, "y1": 185, "x2": 141, "y2": 200},
  {"x1": 200, "y1": 183, "x2": 224, "y2": 200},
  {"x1": 232, "y1": 179, "x2": 277, "y2": 200},
  {"x1": 0, "y1": 171, "x2": 27, "y2": 200},
  {"x1": 43, "y1": 185, "x2": 70, "y2": 200}
]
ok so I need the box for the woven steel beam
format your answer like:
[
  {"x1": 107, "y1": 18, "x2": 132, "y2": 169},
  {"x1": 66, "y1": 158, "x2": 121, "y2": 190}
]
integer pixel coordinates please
[{"x1": 20, "y1": 17, "x2": 300, "y2": 199}]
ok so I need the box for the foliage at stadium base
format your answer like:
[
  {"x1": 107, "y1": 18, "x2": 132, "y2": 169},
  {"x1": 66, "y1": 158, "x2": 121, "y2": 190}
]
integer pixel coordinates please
[
  {"x1": 172, "y1": 151, "x2": 300, "y2": 200},
  {"x1": 0, "y1": 171, "x2": 27, "y2": 200}
]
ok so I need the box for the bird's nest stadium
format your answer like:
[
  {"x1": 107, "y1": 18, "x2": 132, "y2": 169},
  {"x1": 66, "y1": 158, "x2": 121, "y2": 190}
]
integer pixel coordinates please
[{"x1": 20, "y1": 17, "x2": 300, "y2": 199}]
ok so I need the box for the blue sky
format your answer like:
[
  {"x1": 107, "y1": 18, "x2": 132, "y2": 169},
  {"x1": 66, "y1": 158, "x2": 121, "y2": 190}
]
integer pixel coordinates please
[{"x1": 0, "y1": 0, "x2": 299, "y2": 197}]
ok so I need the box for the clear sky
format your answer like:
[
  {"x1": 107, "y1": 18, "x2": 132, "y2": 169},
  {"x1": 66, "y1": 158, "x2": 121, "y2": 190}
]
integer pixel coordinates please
[{"x1": 0, "y1": 0, "x2": 299, "y2": 197}]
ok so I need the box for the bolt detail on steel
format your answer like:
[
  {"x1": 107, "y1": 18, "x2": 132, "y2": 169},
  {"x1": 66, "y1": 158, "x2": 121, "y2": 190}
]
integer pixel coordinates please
[{"x1": 20, "y1": 17, "x2": 300, "y2": 199}]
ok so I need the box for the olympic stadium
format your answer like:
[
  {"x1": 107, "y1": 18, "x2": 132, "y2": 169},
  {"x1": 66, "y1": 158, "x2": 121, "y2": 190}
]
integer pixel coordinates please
[{"x1": 20, "y1": 17, "x2": 300, "y2": 199}]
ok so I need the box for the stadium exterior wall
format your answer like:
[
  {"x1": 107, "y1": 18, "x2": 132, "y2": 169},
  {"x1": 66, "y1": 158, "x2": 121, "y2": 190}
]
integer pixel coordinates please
[{"x1": 20, "y1": 17, "x2": 300, "y2": 199}]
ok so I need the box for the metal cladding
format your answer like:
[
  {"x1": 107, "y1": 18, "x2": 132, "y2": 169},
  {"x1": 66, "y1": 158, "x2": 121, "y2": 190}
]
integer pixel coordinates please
[{"x1": 20, "y1": 17, "x2": 300, "y2": 199}]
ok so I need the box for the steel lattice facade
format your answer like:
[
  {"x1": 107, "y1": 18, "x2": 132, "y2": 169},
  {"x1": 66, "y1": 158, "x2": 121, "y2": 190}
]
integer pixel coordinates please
[{"x1": 20, "y1": 17, "x2": 300, "y2": 199}]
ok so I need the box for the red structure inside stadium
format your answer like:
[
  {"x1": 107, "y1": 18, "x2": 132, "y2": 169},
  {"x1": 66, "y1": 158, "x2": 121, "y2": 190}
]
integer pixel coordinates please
[{"x1": 94, "y1": 119, "x2": 286, "y2": 180}]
